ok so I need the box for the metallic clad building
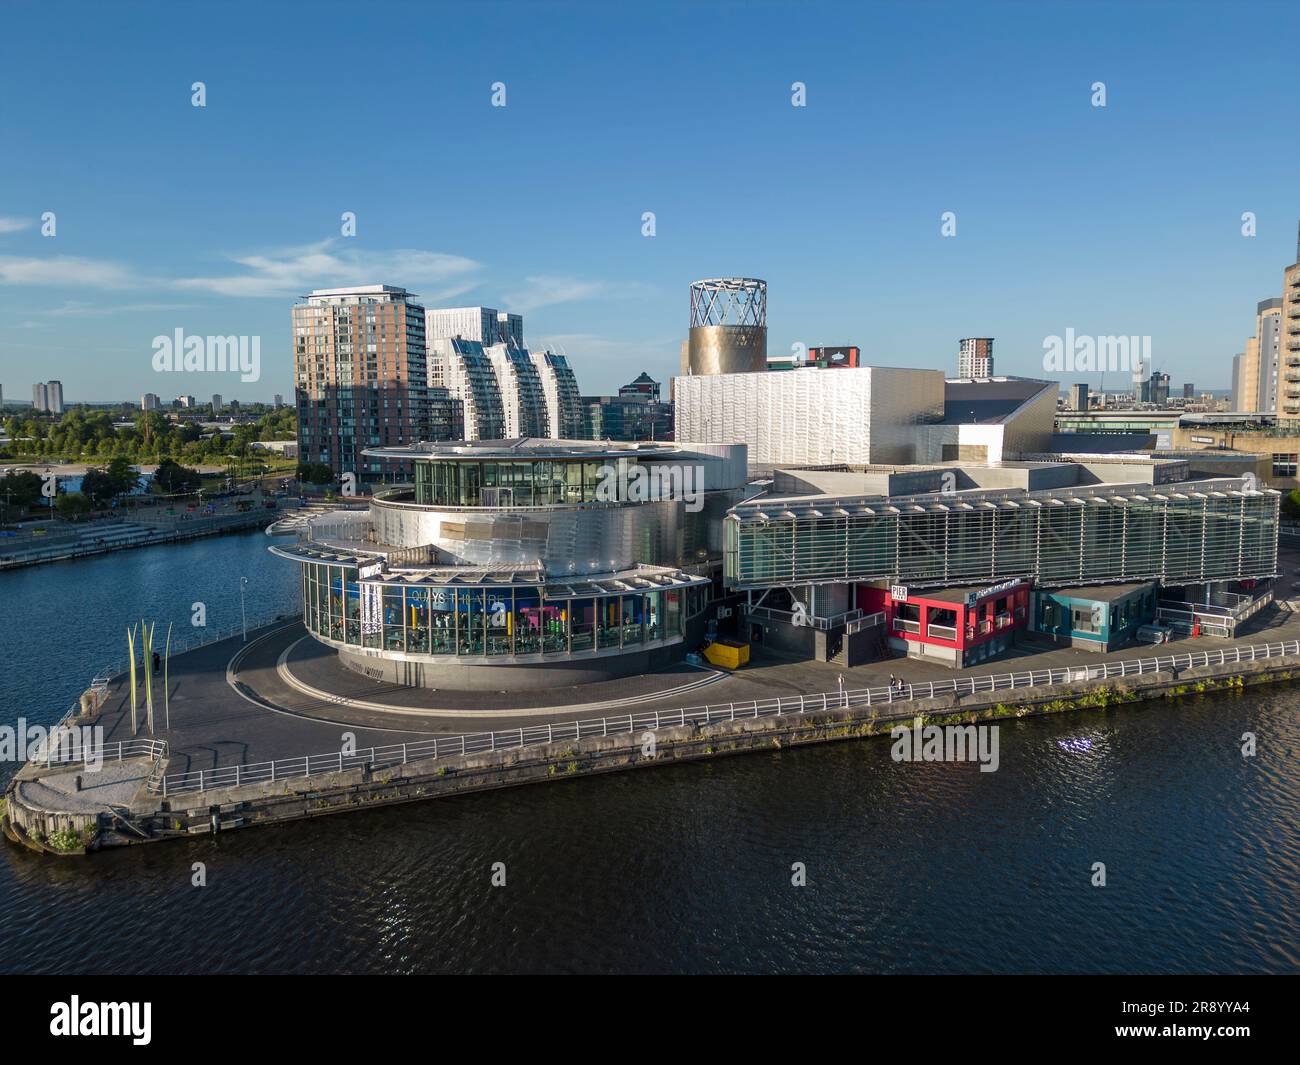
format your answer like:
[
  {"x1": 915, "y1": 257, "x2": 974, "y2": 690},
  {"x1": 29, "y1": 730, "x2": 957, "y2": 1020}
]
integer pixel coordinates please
[
  {"x1": 270, "y1": 439, "x2": 748, "y2": 691},
  {"x1": 684, "y1": 278, "x2": 767, "y2": 375},
  {"x1": 675, "y1": 366, "x2": 945, "y2": 467}
]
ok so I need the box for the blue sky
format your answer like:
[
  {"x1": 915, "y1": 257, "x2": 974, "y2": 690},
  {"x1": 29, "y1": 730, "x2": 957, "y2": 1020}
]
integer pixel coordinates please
[{"x1": 1, "y1": 0, "x2": 1298, "y2": 404}]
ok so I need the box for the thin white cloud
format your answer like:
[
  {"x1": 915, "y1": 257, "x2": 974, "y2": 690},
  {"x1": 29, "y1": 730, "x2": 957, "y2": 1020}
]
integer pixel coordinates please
[
  {"x1": 536, "y1": 332, "x2": 677, "y2": 368},
  {"x1": 173, "y1": 240, "x2": 482, "y2": 299},
  {"x1": 37, "y1": 300, "x2": 198, "y2": 317},
  {"x1": 504, "y1": 275, "x2": 653, "y2": 313},
  {"x1": 0, "y1": 255, "x2": 142, "y2": 288},
  {"x1": 0, "y1": 217, "x2": 33, "y2": 234},
  {"x1": 0, "y1": 240, "x2": 482, "y2": 303},
  {"x1": 0, "y1": 242, "x2": 639, "y2": 337}
]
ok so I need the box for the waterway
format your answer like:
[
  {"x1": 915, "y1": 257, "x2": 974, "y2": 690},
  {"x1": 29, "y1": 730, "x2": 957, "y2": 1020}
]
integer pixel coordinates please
[{"x1": 0, "y1": 532, "x2": 1297, "y2": 973}]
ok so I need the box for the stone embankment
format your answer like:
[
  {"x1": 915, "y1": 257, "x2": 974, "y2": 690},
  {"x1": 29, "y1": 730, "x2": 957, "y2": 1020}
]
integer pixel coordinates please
[{"x1": 5, "y1": 651, "x2": 1292, "y2": 854}]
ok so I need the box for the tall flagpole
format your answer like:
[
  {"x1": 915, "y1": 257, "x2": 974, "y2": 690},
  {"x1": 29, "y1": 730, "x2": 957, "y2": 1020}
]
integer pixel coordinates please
[
  {"x1": 126, "y1": 625, "x2": 138, "y2": 734},
  {"x1": 164, "y1": 622, "x2": 173, "y2": 731},
  {"x1": 142, "y1": 619, "x2": 155, "y2": 735}
]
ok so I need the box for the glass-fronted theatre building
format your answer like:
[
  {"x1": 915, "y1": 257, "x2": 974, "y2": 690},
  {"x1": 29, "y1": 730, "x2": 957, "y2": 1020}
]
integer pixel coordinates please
[{"x1": 270, "y1": 440, "x2": 748, "y2": 689}]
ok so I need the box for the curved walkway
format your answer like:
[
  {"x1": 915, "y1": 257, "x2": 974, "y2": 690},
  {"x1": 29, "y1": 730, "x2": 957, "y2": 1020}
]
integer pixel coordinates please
[{"x1": 268, "y1": 636, "x2": 725, "y2": 720}]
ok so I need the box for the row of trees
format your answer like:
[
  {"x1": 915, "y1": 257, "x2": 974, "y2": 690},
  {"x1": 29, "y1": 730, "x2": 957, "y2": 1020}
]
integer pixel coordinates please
[
  {"x1": 1, "y1": 408, "x2": 296, "y2": 465},
  {"x1": 1, "y1": 456, "x2": 211, "y2": 524}
]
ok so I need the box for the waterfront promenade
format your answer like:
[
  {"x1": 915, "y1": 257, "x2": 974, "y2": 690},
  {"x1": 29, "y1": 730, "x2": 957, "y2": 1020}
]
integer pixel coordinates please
[
  {"x1": 0, "y1": 491, "x2": 290, "y2": 569},
  {"x1": 50, "y1": 578, "x2": 1300, "y2": 782},
  {"x1": 7, "y1": 544, "x2": 1299, "y2": 851}
]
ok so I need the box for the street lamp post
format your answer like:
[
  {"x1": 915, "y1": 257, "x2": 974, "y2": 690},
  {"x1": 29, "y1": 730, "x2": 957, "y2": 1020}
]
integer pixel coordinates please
[{"x1": 240, "y1": 576, "x2": 249, "y2": 642}]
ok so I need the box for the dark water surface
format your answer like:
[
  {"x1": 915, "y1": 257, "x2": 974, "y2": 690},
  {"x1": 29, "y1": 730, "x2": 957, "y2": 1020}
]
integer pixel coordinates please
[{"x1": 1, "y1": 533, "x2": 1297, "y2": 973}]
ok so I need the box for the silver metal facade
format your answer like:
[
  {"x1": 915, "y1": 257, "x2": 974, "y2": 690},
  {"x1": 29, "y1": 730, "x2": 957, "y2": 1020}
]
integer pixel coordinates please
[
  {"x1": 370, "y1": 493, "x2": 687, "y2": 575},
  {"x1": 674, "y1": 367, "x2": 945, "y2": 467}
]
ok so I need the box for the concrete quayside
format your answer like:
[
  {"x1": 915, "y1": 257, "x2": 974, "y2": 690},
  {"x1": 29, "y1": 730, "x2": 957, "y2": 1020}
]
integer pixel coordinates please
[
  {"x1": 0, "y1": 493, "x2": 289, "y2": 571},
  {"x1": 6, "y1": 604, "x2": 1300, "y2": 854}
]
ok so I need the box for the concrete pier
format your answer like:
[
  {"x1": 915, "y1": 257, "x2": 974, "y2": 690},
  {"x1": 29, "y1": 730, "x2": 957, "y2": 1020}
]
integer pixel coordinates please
[
  {"x1": 7, "y1": 645, "x2": 1300, "y2": 851},
  {"x1": 7, "y1": 538, "x2": 1300, "y2": 853}
]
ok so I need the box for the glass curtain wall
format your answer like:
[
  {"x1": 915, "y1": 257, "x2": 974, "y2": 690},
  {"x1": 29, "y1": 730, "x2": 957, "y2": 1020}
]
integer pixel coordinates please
[
  {"x1": 414, "y1": 459, "x2": 623, "y2": 506},
  {"x1": 301, "y1": 561, "x2": 690, "y2": 657},
  {"x1": 727, "y1": 492, "x2": 1279, "y2": 588}
]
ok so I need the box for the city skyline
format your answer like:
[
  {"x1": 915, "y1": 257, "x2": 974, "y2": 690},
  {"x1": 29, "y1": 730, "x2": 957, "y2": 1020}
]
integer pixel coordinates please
[{"x1": 3, "y1": 1, "x2": 1300, "y2": 403}]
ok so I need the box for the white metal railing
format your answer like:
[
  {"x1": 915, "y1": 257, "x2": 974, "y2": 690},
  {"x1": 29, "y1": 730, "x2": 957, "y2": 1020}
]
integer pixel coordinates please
[
  {"x1": 1160, "y1": 598, "x2": 1235, "y2": 617},
  {"x1": 149, "y1": 637, "x2": 1300, "y2": 798},
  {"x1": 745, "y1": 605, "x2": 877, "y2": 632},
  {"x1": 28, "y1": 733, "x2": 167, "y2": 771},
  {"x1": 1157, "y1": 588, "x2": 1274, "y2": 636},
  {"x1": 844, "y1": 610, "x2": 885, "y2": 635}
]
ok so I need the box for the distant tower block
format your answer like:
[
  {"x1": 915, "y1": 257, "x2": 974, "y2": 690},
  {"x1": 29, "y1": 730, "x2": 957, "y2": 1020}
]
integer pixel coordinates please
[
  {"x1": 959, "y1": 338, "x2": 994, "y2": 378},
  {"x1": 687, "y1": 278, "x2": 767, "y2": 375}
]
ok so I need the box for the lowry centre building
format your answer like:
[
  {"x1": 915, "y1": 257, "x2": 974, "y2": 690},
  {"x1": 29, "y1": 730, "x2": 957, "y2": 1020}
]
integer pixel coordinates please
[
  {"x1": 273, "y1": 382, "x2": 1280, "y2": 686},
  {"x1": 270, "y1": 439, "x2": 748, "y2": 689},
  {"x1": 278, "y1": 282, "x2": 1281, "y2": 691}
]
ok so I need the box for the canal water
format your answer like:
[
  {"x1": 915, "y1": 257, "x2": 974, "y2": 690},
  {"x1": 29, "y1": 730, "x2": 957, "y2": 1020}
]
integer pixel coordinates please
[{"x1": 0, "y1": 532, "x2": 1297, "y2": 974}]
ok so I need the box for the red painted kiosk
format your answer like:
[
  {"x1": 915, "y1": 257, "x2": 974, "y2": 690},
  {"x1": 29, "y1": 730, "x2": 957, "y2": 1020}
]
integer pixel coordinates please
[{"x1": 858, "y1": 578, "x2": 1030, "y2": 668}]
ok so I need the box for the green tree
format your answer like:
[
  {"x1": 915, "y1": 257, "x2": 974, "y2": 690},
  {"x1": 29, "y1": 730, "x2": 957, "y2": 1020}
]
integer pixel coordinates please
[
  {"x1": 1283, "y1": 489, "x2": 1300, "y2": 520},
  {"x1": 298, "y1": 462, "x2": 334, "y2": 486},
  {"x1": 55, "y1": 491, "x2": 92, "y2": 519},
  {"x1": 0, "y1": 470, "x2": 43, "y2": 509},
  {"x1": 79, "y1": 468, "x2": 118, "y2": 506},
  {"x1": 106, "y1": 455, "x2": 140, "y2": 495},
  {"x1": 153, "y1": 458, "x2": 202, "y2": 494}
]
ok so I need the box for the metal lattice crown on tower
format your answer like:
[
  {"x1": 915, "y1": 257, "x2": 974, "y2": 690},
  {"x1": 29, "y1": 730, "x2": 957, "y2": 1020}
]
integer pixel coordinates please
[{"x1": 689, "y1": 278, "x2": 767, "y2": 329}]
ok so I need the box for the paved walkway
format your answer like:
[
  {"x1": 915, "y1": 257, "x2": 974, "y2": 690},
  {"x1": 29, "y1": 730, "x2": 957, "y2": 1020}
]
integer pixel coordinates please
[
  {"x1": 15, "y1": 760, "x2": 151, "y2": 815},
  {"x1": 67, "y1": 597, "x2": 1300, "y2": 786},
  {"x1": 275, "y1": 634, "x2": 726, "y2": 718},
  {"x1": 60, "y1": 543, "x2": 1300, "y2": 783}
]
